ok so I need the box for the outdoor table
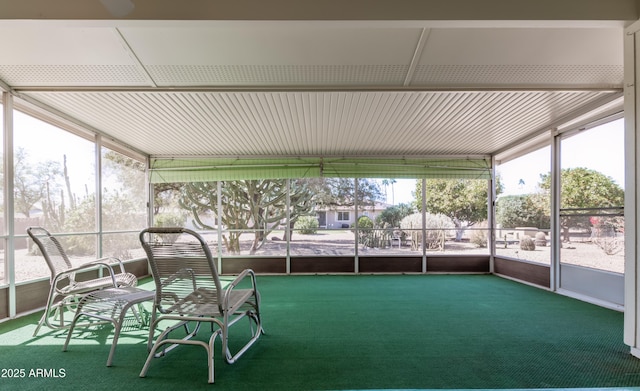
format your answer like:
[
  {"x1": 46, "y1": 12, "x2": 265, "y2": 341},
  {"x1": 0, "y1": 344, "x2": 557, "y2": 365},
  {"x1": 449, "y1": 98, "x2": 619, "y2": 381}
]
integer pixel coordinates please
[{"x1": 63, "y1": 286, "x2": 155, "y2": 366}]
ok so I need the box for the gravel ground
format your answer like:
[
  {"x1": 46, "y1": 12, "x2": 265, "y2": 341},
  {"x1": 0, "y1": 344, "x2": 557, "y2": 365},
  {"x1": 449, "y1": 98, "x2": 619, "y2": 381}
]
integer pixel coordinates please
[
  {"x1": 1, "y1": 232, "x2": 624, "y2": 282},
  {"x1": 496, "y1": 240, "x2": 624, "y2": 274}
]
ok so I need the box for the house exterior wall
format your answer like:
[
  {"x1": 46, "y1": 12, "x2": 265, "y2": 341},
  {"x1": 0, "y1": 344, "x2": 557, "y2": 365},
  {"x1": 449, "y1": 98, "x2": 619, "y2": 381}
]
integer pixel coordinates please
[{"x1": 318, "y1": 203, "x2": 390, "y2": 229}]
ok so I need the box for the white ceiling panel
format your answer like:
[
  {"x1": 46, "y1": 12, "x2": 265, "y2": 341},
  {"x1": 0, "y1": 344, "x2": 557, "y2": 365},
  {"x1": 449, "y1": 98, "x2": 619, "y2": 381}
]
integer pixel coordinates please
[
  {"x1": 0, "y1": 26, "x2": 152, "y2": 86},
  {"x1": 119, "y1": 26, "x2": 422, "y2": 65},
  {"x1": 420, "y1": 28, "x2": 623, "y2": 65},
  {"x1": 0, "y1": 26, "x2": 130, "y2": 64},
  {"x1": 412, "y1": 28, "x2": 624, "y2": 87},
  {"x1": 22, "y1": 90, "x2": 620, "y2": 158},
  {"x1": 117, "y1": 25, "x2": 422, "y2": 86}
]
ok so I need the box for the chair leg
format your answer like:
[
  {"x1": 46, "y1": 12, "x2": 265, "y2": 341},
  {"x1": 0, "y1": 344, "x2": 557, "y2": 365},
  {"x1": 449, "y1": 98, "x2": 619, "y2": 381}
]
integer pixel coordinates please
[
  {"x1": 32, "y1": 312, "x2": 47, "y2": 337},
  {"x1": 141, "y1": 323, "x2": 221, "y2": 383},
  {"x1": 33, "y1": 289, "x2": 59, "y2": 336},
  {"x1": 145, "y1": 313, "x2": 158, "y2": 352},
  {"x1": 35, "y1": 293, "x2": 86, "y2": 337},
  {"x1": 62, "y1": 311, "x2": 84, "y2": 352},
  {"x1": 222, "y1": 308, "x2": 262, "y2": 365},
  {"x1": 106, "y1": 320, "x2": 123, "y2": 367},
  {"x1": 207, "y1": 330, "x2": 221, "y2": 383}
]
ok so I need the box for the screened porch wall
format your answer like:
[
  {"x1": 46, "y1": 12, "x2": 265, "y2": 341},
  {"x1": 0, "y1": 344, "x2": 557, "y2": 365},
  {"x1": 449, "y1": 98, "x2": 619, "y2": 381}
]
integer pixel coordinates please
[{"x1": 0, "y1": 90, "x2": 628, "y2": 324}]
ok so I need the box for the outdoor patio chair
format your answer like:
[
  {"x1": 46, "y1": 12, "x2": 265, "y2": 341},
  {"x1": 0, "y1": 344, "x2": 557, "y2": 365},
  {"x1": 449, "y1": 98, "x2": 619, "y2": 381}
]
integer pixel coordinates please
[
  {"x1": 27, "y1": 226, "x2": 138, "y2": 336},
  {"x1": 138, "y1": 227, "x2": 263, "y2": 384}
]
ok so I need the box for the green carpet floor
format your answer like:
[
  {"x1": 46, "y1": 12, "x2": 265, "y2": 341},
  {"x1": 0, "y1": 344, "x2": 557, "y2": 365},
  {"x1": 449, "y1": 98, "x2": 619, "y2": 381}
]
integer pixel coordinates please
[{"x1": 1, "y1": 274, "x2": 640, "y2": 390}]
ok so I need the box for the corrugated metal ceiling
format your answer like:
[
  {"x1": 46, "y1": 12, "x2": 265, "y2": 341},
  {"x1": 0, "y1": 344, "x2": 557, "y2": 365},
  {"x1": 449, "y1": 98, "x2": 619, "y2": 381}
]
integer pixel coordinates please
[
  {"x1": 0, "y1": 21, "x2": 625, "y2": 159},
  {"x1": 23, "y1": 90, "x2": 620, "y2": 157}
]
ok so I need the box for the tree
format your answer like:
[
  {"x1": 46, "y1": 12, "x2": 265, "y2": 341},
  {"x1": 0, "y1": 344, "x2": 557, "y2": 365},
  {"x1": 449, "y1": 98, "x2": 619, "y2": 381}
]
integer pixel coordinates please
[
  {"x1": 496, "y1": 194, "x2": 549, "y2": 229},
  {"x1": 179, "y1": 179, "x2": 316, "y2": 254},
  {"x1": 13, "y1": 148, "x2": 73, "y2": 232},
  {"x1": 153, "y1": 183, "x2": 184, "y2": 216},
  {"x1": 177, "y1": 177, "x2": 383, "y2": 254},
  {"x1": 102, "y1": 150, "x2": 146, "y2": 202},
  {"x1": 375, "y1": 203, "x2": 415, "y2": 228},
  {"x1": 52, "y1": 150, "x2": 147, "y2": 257},
  {"x1": 538, "y1": 167, "x2": 624, "y2": 241},
  {"x1": 415, "y1": 178, "x2": 501, "y2": 241},
  {"x1": 283, "y1": 178, "x2": 318, "y2": 240},
  {"x1": 101, "y1": 151, "x2": 148, "y2": 231},
  {"x1": 381, "y1": 178, "x2": 397, "y2": 205},
  {"x1": 312, "y1": 178, "x2": 384, "y2": 210}
]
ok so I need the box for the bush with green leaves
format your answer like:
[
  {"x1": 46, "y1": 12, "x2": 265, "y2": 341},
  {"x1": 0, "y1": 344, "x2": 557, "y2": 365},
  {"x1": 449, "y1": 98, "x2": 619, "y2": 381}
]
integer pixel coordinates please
[
  {"x1": 154, "y1": 212, "x2": 186, "y2": 227},
  {"x1": 295, "y1": 215, "x2": 319, "y2": 234},
  {"x1": 375, "y1": 203, "x2": 415, "y2": 228},
  {"x1": 60, "y1": 197, "x2": 96, "y2": 256},
  {"x1": 357, "y1": 215, "x2": 378, "y2": 247},
  {"x1": 496, "y1": 194, "x2": 549, "y2": 229},
  {"x1": 357, "y1": 215, "x2": 373, "y2": 229},
  {"x1": 354, "y1": 216, "x2": 394, "y2": 249},
  {"x1": 60, "y1": 192, "x2": 146, "y2": 258}
]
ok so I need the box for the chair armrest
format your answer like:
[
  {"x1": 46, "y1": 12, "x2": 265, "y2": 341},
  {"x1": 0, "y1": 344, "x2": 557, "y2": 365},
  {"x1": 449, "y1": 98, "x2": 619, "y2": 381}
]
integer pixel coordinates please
[
  {"x1": 52, "y1": 261, "x2": 119, "y2": 291},
  {"x1": 76, "y1": 257, "x2": 127, "y2": 274},
  {"x1": 222, "y1": 269, "x2": 258, "y2": 308},
  {"x1": 226, "y1": 269, "x2": 257, "y2": 290}
]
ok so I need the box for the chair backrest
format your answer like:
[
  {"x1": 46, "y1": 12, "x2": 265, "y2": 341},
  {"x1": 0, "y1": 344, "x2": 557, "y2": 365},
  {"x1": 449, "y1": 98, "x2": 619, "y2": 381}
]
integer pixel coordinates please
[
  {"x1": 139, "y1": 227, "x2": 223, "y2": 314},
  {"x1": 26, "y1": 227, "x2": 74, "y2": 282}
]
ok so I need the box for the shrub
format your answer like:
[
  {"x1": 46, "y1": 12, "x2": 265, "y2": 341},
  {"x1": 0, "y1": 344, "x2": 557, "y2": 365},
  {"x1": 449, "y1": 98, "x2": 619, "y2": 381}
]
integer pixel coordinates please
[
  {"x1": 357, "y1": 216, "x2": 390, "y2": 248},
  {"x1": 590, "y1": 218, "x2": 622, "y2": 255},
  {"x1": 295, "y1": 215, "x2": 319, "y2": 234},
  {"x1": 470, "y1": 221, "x2": 488, "y2": 248},
  {"x1": 400, "y1": 212, "x2": 455, "y2": 251},
  {"x1": 375, "y1": 203, "x2": 415, "y2": 228},
  {"x1": 520, "y1": 235, "x2": 536, "y2": 251},
  {"x1": 154, "y1": 213, "x2": 186, "y2": 227},
  {"x1": 357, "y1": 215, "x2": 373, "y2": 229},
  {"x1": 534, "y1": 231, "x2": 547, "y2": 247}
]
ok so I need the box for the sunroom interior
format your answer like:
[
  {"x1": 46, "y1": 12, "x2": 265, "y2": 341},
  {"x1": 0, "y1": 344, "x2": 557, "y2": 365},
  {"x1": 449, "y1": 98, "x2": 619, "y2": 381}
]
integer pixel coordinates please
[{"x1": 2, "y1": 0, "x2": 640, "y2": 382}]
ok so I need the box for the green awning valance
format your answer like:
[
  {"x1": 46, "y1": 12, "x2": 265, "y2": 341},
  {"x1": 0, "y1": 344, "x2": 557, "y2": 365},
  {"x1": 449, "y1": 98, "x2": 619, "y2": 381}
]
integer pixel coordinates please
[
  {"x1": 319, "y1": 157, "x2": 491, "y2": 180},
  {"x1": 149, "y1": 157, "x2": 491, "y2": 183}
]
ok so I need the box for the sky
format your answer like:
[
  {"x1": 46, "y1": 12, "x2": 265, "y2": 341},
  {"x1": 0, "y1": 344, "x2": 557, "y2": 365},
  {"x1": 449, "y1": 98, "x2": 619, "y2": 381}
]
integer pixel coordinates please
[
  {"x1": 13, "y1": 111, "x2": 97, "y2": 197},
  {"x1": 380, "y1": 179, "x2": 416, "y2": 205},
  {"x1": 497, "y1": 118, "x2": 625, "y2": 197}
]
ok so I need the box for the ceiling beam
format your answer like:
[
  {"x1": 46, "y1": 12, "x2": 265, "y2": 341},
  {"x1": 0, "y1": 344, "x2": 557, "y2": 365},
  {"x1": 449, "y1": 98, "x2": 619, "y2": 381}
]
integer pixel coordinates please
[
  {"x1": 0, "y1": 0, "x2": 637, "y2": 22},
  {"x1": 11, "y1": 86, "x2": 624, "y2": 93},
  {"x1": 404, "y1": 28, "x2": 430, "y2": 87},
  {"x1": 113, "y1": 27, "x2": 157, "y2": 87}
]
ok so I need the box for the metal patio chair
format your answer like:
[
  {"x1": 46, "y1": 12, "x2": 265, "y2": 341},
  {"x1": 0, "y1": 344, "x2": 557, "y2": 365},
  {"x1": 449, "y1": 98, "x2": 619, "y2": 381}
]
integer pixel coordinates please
[
  {"x1": 27, "y1": 226, "x2": 138, "y2": 336},
  {"x1": 138, "y1": 227, "x2": 263, "y2": 384}
]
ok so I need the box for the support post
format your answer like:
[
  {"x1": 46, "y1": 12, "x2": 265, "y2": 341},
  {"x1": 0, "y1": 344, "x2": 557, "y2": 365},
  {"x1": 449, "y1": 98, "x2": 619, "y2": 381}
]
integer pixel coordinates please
[{"x1": 624, "y1": 21, "x2": 640, "y2": 357}]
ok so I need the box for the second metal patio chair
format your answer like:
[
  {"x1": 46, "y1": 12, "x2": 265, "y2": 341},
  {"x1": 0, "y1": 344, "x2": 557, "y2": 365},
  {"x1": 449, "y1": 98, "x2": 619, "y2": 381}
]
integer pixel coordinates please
[
  {"x1": 27, "y1": 227, "x2": 138, "y2": 336},
  {"x1": 138, "y1": 227, "x2": 263, "y2": 384}
]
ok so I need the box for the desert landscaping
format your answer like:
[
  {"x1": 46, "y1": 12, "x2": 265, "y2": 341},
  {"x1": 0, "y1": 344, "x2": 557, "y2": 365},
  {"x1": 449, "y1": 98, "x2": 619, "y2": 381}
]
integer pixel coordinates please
[{"x1": 1, "y1": 228, "x2": 624, "y2": 283}]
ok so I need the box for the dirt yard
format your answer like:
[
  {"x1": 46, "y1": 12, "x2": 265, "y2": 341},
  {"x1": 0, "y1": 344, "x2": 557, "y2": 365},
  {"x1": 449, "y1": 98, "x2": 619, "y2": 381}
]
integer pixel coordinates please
[{"x1": 1, "y1": 230, "x2": 624, "y2": 283}]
